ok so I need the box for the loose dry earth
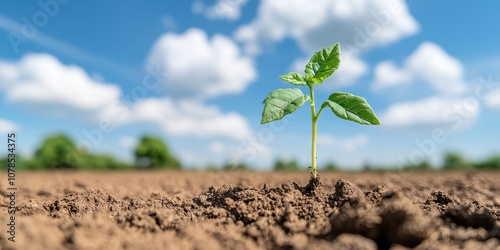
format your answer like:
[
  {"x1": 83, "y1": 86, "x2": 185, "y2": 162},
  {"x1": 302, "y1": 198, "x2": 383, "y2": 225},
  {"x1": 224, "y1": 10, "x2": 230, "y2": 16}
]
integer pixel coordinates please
[{"x1": 0, "y1": 170, "x2": 499, "y2": 250}]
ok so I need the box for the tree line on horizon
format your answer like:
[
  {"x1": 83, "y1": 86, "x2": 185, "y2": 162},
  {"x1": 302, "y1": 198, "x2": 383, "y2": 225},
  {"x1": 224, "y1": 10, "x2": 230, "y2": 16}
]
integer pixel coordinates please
[
  {"x1": 1, "y1": 134, "x2": 500, "y2": 171},
  {"x1": 1, "y1": 134, "x2": 180, "y2": 170},
  {"x1": 220, "y1": 153, "x2": 500, "y2": 172}
]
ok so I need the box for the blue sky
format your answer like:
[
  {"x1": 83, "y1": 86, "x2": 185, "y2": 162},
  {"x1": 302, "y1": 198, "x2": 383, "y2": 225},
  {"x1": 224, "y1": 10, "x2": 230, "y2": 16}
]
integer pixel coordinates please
[{"x1": 1, "y1": 0, "x2": 500, "y2": 170}]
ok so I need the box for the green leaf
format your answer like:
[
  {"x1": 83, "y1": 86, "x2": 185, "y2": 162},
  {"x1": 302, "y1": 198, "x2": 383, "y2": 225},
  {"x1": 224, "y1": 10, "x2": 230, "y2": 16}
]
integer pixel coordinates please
[
  {"x1": 322, "y1": 92, "x2": 380, "y2": 125},
  {"x1": 305, "y1": 43, "x2": 341, "y2": 84},
  {"x1": 261, "y1": 88, "x2": 308, "y2": 124},
  {"x1": 279, "y1": 72, "x2": 308, "y2": 86}
]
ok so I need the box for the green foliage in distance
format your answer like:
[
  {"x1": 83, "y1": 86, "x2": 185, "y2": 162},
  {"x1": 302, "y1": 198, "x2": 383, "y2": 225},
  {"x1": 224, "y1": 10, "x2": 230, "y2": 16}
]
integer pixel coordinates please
[
  {"x1": 29, "y1": 134, "x2": 130, "y2": 170},
  {"x1": 441, "y1": 152, "x2": 500, "y2": 170},
  {"x1": 261, "y1": 43, "x2": 380, "y2": 180},
  {"x1": 322, "y1": 161, "x2": 338, "y2": 171},
  {"x1": 134, "y1": 135, "x2": 181, "y2": 169},
  {"x1": 0, "y1": 155, "x2": 38, "y2": 170},
  {"x1": 442, "y1": 152, "x2": 470, "y2": 170},
  {"x1": 1, "y1": 134, "x2": 182, "y2": 171},
  {"x1": 79, "y1": 154, "x2": 131, "y2": 170},
  {"x1": 472, "y1": 155, "x2": 500, "y2": 170},
  {"x1": 274, "y1": 158, "x2": 301, "y2": 171},
  {"x1": 223, "y1": 161, "x2": 249, "y2": 171},
  {"x1": 33, "y1": 134, "x2": 80, "y2": 169},
  {"x1": 402, "y1": 160, "x2": 434, "y2": 171}
]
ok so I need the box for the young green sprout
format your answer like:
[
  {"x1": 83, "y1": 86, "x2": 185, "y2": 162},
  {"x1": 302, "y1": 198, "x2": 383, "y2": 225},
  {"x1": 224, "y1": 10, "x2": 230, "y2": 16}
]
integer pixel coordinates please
[{"x1": 261, "y1": 43, "x2": 380, "y2": 180}]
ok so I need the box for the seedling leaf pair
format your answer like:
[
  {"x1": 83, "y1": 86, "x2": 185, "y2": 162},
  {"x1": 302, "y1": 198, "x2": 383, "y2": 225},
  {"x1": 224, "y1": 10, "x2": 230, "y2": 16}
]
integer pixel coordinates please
[{"x1": 260, "y1": 42, "x2": 380, "y2": 179}]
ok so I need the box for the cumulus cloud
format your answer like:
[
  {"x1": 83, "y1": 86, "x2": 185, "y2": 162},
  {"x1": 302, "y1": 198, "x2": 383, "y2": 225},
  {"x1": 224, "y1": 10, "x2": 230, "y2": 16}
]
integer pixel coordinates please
[
  {"x1": 235, "y1": 0, "x2": 418, "y2": 86},
  {"x1": 485, "y1": 90, "x2": 500, "y2": 109},
  {"x1": 380, "y1": 96, "x2": 480, "y2": 129},
  {"x1": 235, "y1": 0, "x2": 418, "y2": 54},
  {"x1": 372, "y1": 61, "x2": 411, "y2": 88},
  {"x1": 192, "y1": 0, "x2": 249, "y2": 21},
  {"x1": 147, "y1": 28, "x2": 256, "y2": 99},
  {"x1": 317, "y1": 134, "x2": 368, "y2": 151},
  {"x1": 0, "y1": 119, "x2": 17, "y2": 133},
  {"x1": 0, "y1": 53, "x2": 121, "y2": 114},
  {"x1": 373, "y1": 42, "x2": 467, "y2": 95},
  {"x1": 0, "y1": 53, "x2": 253, "y2": 140},
  {"x1": 229, "y1": 142, "x2": 272, "y2": 168},
  {"x1": 121, "y1": 98, "x2": 252, "y2": 140}
]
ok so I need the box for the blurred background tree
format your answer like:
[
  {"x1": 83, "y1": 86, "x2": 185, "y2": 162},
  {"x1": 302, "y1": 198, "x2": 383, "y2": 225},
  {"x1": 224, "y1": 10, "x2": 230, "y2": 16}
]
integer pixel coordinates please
[
  {"x1": 473, "y1": 155, "x2": 500, "y2": 170},
  {"x1": 2, "y1": 133, "x2": 499, "y2": 171},
  {"x1": 33, "y1": 134, "x2": 81, "y2": 169},
  {"x1": 134, "y1": 135, "x2": 181, "y2": 169},
  {"x1": 322, "y1": 161, "x2": 338, "y2": 171},
  {"x1": 222, "y1": 161, "x2": 248, "y2": 171},
  {"x1": 0, "y1": 155, "x2": 37, "y2": 170},
  {"x1": 273, "y1": 158, "x2": 300, "y2": 171},
  {"x1": 80, "y1": 153, "x2": 131, "y2": 170},
  {"x1": 11, "y1": 134, "x2": 130, "y2": 170},
  {"x1": 401, "y1": 159, "x2": 434, "y2": 171},
  {"x1": 442, "y1": 152, "x2": 470, "y2": 170}
]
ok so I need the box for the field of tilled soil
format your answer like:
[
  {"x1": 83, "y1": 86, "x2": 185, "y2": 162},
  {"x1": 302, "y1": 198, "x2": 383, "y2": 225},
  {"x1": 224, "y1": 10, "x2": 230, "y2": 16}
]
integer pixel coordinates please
[{"x1": 0, "y1": 170, "x2": 499, "y2": 250}]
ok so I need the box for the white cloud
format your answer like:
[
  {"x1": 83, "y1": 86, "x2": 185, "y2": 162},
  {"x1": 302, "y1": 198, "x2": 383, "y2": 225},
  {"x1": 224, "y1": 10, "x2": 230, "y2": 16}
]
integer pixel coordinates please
[
  {"x1": 334, "y1": 55, "x2": 369, "y2": 85},
  {"x1": 193, "y1": 0, "x2": 249, "y2": 21},
  {"x1": 0, "y1": 119, "x2": 17, "y2": 133},
  {"x1": 485, "y1": 90, "x2": 500, "y2": 109},
  {"x1": 121, "y1": 98, "x2": 252, "y2": 140},
  {"x1": 235, "y1": 0, "x2": 419, "y2": 54},
  {"x1": 178, "y1": 151, "x2": 203, "y2": 167},
  {"x1": 209, "y1": 141, "x2": 225, "y2": 154},
  {"x1": 317, "y1": 134, "x2": 368, "y2": 151},
  {"x1": 0, "y1": 53, "x2": 253, "y2": 140},
  {"x1": 119, "y1": 136, "x2": 138, "y2": 149},
  {"x1": 380, "y1": 96, "x2": 479, "y2": 129},
  {"x1": 372, "y1": 61, "x2": 411, "y2": 88},
  {"x1": 147, "y1": 28, "x2": 256, "y2": 99},
  {"x1": 236, "y1": 0, "x2": 418, "y2": 86},
  {"x1": 373, "y1": 42, "x2": 467, "y2": 95},
  {"x1": 0, "y1": 53, "x2": 121, "y2": 114},
  {"x1": 229, "y1": 142, "x2": 272, "y2": 169}
]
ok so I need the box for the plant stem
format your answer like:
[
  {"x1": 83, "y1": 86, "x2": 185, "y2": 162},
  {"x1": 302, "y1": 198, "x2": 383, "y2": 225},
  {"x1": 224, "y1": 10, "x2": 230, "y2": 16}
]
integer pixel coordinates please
[
  {"x1": 308, "y1": 84, "x2": 318, "y2": 179},
  {"x1": 311, "y1": 116, "x2": 318, "y2": 179}
]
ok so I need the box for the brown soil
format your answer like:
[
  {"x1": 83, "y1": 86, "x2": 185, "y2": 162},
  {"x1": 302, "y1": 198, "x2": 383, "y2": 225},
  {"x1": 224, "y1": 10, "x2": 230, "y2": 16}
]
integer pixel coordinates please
[{"x1": 1, "y1": 170, "x2": 499, "y2": 250}]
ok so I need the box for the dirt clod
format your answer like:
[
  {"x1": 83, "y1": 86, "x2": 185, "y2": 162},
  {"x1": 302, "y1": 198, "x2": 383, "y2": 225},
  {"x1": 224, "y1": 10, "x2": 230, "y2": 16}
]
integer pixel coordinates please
[
  {"x1": 329, "y1": 179, "x2": 365, "y2": 207},
  {"x1": 48, "y1": 188, "x2": 119, "y2": 217},
  {"x1": 423, "y1": 190, "x2": 461, "y2": 212},
  {"x1": 442, "y1": 204, "x2": 496, "y2": 230}
]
